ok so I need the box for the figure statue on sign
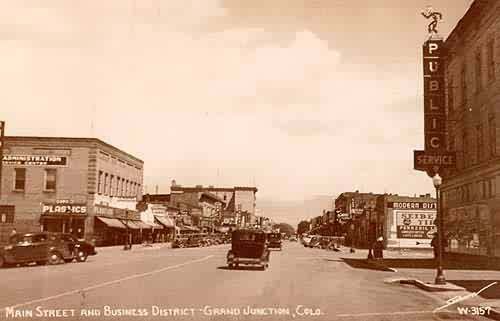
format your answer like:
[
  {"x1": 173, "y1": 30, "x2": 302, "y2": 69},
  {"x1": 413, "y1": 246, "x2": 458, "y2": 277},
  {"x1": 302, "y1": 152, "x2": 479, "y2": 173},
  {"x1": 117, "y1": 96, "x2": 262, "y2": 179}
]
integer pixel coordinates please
[{"x1": 421, "y1": 6, "x2": 443, "y2": 35}]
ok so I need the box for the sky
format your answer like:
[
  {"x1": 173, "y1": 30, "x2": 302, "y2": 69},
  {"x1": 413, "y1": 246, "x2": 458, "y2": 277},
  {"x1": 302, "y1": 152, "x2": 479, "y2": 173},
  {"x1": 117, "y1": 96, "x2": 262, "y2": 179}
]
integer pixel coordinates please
[{"x1": 1, "y1": 0, "x2": 474, "y2": 223}]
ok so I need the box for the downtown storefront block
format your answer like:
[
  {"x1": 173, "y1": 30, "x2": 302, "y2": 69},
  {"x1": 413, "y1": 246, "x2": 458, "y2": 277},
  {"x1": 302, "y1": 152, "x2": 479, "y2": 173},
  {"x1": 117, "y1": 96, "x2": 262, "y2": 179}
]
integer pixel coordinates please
[
  {"x1": 440, "y1": 0, "x2": 500, "y2": 257},
  {"x1": 0, "y1": 136, "x2": 144, "y2": 245}
]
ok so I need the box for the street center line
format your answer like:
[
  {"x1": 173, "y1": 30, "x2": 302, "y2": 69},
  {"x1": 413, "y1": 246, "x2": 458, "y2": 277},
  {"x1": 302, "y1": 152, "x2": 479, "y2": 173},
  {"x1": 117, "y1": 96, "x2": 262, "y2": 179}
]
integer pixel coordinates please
[{"x1": 2, "y1": 255, "x2": 213, "y2": 311}]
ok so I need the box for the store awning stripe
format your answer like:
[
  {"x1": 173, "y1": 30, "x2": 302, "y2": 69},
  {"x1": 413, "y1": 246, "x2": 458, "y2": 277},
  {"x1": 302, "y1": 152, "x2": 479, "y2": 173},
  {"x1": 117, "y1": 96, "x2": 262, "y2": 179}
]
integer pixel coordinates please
[
  {"x1": 119, "y1": 220, "x2": 141, "y2": 229},
  {"x1": 96, "y1": 216, "x2": 127, "y2": 229},
  {"x1": 154, "y1": 215, "x2": 175, "y2": 227}
]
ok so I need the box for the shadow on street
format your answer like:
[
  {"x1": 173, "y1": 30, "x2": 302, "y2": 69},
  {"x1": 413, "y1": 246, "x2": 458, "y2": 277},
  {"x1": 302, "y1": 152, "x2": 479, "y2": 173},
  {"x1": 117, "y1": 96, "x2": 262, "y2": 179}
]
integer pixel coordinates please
[
  {"x1": 447, "y1": 280, "x2": 500, "y2": 299},
  {"x1": 216, "y1": 266, "x2": 265, "y2": 271},
  {"x1": 341, "y1": 257, "x2": 500, "y2": 271}
]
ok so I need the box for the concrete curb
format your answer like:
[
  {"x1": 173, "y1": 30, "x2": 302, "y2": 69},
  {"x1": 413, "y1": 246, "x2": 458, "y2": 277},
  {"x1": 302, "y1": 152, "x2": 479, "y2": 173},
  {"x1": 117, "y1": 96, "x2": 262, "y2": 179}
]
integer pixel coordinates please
[
  {"x1": 384, "y1": 277, "x2": 465, "y2": 291},
  {"x1": 384, "y1": 278, "x2": 500, "y2": 320}
]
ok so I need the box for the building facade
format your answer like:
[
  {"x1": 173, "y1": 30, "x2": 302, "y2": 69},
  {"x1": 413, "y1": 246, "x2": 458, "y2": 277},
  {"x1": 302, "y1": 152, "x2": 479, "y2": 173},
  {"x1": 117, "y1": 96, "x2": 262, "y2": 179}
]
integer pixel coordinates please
[
  {"x1": 441, "y1": 0, "x2": 500, "y2": 257},
  {"x1": 0, "y1": 136, "x2": 143, "y2": 245},
  {"x1": 334, "y1": 191, "x2": 380, "y2": 247},
  {"x1": 169, "y1": 182, "x2": 258, "y2": 227},
  {"x1": 376, "y1": 194, "x2": 436, "y2": 249}
]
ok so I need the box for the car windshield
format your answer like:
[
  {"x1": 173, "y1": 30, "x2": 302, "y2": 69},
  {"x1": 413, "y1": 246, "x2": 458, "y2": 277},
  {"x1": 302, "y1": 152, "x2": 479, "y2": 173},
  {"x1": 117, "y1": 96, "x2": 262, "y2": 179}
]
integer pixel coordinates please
[
  {"x1": 269, "y1": 233, "x2": 281, "y2": 240},
  {"x1": 235, "y1": 232, "x2": 265, "y2": 242}
]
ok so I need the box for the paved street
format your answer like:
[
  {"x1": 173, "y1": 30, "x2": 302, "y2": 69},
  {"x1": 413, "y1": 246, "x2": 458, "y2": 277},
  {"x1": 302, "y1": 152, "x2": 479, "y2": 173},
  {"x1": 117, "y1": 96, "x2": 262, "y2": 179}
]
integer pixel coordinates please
[{"x1": 0, "y1": 242, "x2": 492, "y2": 321}]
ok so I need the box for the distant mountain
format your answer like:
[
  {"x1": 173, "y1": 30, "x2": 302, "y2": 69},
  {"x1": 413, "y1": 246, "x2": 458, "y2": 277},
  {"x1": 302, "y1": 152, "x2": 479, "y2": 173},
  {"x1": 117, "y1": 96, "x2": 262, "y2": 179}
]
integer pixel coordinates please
[{"x1": 257, "y1": 195, "x2": 334, "y2": 226}]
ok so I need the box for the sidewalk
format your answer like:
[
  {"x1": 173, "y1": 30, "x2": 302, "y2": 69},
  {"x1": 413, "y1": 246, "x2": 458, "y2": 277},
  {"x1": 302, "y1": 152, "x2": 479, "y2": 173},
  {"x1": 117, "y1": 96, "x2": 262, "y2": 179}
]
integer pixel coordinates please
[
  {"x1": 96, "y1": 242, "x2": 172, "y2": 253},
  {"x1": 337, "y1": 247, "x2": 500, "y2": 319}
]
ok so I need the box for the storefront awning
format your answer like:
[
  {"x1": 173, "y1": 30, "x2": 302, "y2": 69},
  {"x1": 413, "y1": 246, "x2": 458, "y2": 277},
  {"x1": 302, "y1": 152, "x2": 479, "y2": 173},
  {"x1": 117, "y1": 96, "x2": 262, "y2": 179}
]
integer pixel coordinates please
[
  {"x1": 149, "y1": 222, "x2": 164, "y2": 229},
  {"x1": 180, "y1": 225, "x2": 200, "y2": 232},
  {"x1": 120, "y1": 220, "x2": 140, "y2": 229},
  {"x1": 120, "y1": 220, "x2": 151, "y2": 229},
  {"x1": 96, "y1": 216, "x2": 127, "y2": 229},
  {"x1": 155, "y1": 215, "x2": 175, "y2": 228}
]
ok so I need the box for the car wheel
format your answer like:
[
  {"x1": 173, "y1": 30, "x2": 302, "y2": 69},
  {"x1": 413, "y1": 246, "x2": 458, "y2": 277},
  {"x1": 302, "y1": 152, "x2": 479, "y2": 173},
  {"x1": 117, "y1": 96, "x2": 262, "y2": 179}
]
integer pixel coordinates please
[
  {"x1": 76, "y1": 250, "x2": 88, "y2": 262},
  {"x1": 228, "y1": 263, "x2": 234, "y2": 269},
  {"x1": 48, "y1": 252, "x2": 63, "y2": 265}
]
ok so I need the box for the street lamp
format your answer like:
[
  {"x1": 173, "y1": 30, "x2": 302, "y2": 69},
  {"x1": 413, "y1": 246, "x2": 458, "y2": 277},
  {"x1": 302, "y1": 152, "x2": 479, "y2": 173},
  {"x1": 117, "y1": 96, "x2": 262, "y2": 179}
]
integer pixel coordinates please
[
  {"x1": 367, "y1": 207, "x2": 374, "y2": 260},
  {"x1": 433, "y1": 173, "x2": 446, "y2": 285}
]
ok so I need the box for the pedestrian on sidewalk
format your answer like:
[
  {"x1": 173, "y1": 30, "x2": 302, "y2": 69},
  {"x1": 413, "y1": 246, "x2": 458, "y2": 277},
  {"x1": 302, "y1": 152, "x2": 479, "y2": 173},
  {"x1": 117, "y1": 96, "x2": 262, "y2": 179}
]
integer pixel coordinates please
[
  {"x1": 9, "y1": 228, "x2": 17, "y2": 243},
  {"x1": 431, "y1": 233, "x2": 440, "y2": 259},
  {"x1": 373, "y1": 236, "x2": 384, "y2": 259}
]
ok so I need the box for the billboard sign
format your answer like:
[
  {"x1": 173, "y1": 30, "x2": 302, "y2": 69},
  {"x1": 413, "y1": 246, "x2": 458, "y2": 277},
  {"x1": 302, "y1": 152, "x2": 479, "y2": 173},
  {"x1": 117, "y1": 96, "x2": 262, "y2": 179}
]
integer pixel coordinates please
[{"x1": 395, "y1": 210, "x2": 436, "y2": 239}]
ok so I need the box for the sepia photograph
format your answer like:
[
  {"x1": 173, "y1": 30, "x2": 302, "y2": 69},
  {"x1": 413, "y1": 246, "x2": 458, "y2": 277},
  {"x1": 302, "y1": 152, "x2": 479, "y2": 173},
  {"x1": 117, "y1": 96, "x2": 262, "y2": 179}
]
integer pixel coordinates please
[{"x1": 1, "y1": 0, "x2": 500, "y2": 320}]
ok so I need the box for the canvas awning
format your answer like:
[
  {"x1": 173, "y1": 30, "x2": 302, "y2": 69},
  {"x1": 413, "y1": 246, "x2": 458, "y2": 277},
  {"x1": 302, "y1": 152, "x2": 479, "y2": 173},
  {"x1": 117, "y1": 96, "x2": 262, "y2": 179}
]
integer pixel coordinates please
[
  {"x1": 120, "y1": 220, "x2": 140, "y2": 229},
  {"x1": 120, "y1": 220, "x2": 151, "y2": 229},
  {"x1": 96, "y1": 216, "x2": 127, "y2": 229},
  {"x1": 148, "y1": 222, "x2": 164, "y2": 229},
  {"x1": 180, "y1": 225, "x2": 200, "y2": 232},
  {"x1": 155, "y1": 215, "x2": 175, "y2": 228}
]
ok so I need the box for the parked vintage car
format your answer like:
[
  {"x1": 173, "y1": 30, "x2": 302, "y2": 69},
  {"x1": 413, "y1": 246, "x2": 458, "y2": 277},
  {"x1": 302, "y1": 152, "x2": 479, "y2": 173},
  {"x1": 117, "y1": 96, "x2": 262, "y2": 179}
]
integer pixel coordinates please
[
  {"x1": 227, "y1": 229, "x2": 270, "y2": 270},
  {"x1": 0, "y1": 232, "x2": 96, "y2": 267},
  {"x1": 172, "y1": 237, "x2": 189, "y2": 248},
  {"x1": 267, "y1": 232, "x2": 282, "y2": 251}
]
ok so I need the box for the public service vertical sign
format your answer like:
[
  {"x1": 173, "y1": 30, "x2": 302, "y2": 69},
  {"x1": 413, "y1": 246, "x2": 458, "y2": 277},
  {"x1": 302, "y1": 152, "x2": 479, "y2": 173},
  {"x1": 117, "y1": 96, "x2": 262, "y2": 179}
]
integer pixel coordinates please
[
  {"x1": 423, "y1": 40, "x2": 445, "y2": 151},
  {"x1": 414, "y1": 39, "x2": 455, "y2": 176}
]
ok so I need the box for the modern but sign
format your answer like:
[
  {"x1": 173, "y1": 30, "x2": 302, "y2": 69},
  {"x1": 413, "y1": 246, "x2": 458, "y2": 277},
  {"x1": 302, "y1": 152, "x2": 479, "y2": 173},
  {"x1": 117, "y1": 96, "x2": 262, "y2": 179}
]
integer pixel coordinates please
[
  {"x1": 414, "y1": 37, "x2": 455, "y2": 177},
  {"x1": 2, "y1": 155, "x2": 68, "y2": 167}
]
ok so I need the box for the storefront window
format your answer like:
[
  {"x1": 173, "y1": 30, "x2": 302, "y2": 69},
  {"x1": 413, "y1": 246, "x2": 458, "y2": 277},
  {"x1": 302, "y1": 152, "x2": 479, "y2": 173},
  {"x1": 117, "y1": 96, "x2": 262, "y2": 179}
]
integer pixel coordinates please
[
  {"x1": 14, "y1": 168, "x2": 26, "y2": 190},
  {"x1": 44, "y1": 169, "x2": 56, "y2": 191}
]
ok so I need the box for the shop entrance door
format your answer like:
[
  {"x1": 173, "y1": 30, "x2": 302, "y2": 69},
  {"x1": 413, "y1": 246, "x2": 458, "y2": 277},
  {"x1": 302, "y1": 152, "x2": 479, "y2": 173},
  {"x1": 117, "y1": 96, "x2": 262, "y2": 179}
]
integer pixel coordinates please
[{"x1": 42, "y1": 218, "x2": 63, "y2": 233}]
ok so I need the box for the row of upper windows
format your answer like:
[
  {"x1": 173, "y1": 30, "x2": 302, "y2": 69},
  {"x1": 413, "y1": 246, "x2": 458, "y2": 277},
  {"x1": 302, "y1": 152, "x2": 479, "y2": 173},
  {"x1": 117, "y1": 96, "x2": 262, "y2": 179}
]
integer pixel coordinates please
[
  {"x1": 97, "y1": 171, "x2": 140, "y2": 197},
  {"x1": 13, "y1": 168, "x2": 56, "y2": 192},
  {"x1": 448, "y1": 116, "x2": 497, "y2": 169},
  {"x1": 448, "y1": 38, "x2": 496, "y2": 111},
  {"x1": 443, "y1": 177, "x2": 496, "y2": 206}
]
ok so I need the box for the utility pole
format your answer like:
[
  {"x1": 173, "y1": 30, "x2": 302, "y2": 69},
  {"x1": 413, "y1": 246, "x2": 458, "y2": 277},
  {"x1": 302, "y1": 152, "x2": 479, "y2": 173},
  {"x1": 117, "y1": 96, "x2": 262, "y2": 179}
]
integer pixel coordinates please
[{"x1": 0, "y1": 121, "x2": 4, "y2": 200}]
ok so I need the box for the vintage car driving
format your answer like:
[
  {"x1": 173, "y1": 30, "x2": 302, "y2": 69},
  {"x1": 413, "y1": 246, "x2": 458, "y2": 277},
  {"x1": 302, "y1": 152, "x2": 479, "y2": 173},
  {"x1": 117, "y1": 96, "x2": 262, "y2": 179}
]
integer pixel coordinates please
[
  {"x1": 0, "y1": 232, "x2": 96, "y2": 267},
  {"x1": 267, "y1": 232, "x2": 282, "y2": 250},
  {"x1": 227, "y1": 229, "x2": 270, "y2": 270}
]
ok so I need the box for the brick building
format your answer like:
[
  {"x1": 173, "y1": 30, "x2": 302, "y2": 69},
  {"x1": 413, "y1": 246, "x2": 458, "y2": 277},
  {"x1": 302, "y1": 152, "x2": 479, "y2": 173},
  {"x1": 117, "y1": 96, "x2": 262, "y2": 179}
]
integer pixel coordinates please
[
  {"x1": 376, "y1": 194, "x2": 436, "y2": 249},
  {"x1": 441, "y1": 0, "x2": 500, "y2": 257},
  {"x1": 169, "y1": 181, "x2": 258, "y2": 227},
  {"x1": 0, "y1": 136, "x2": 143, "y2": 245}
]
